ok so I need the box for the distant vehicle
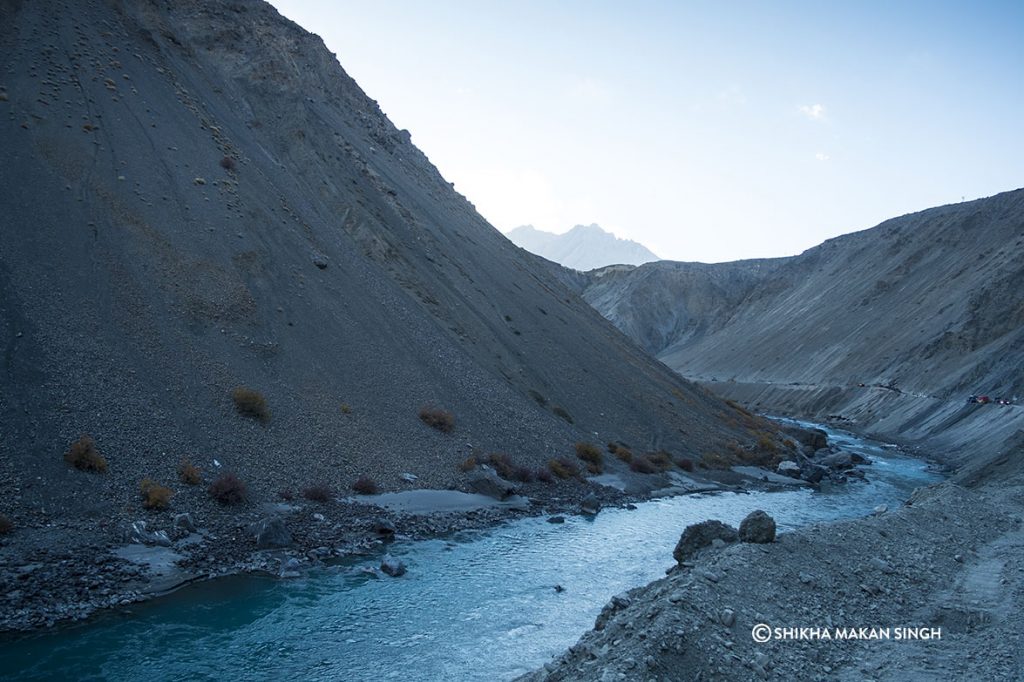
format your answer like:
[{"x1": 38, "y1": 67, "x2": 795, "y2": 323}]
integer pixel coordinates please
[
  {"x1": 978, "y1": 395, "x2": 991, "y2": 404},
  {"x1": 967, "y1": 395, "x2": 978, "y2": 403}
]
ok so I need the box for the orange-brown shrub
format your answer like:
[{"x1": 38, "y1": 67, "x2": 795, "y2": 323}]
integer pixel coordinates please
[
  {"x1": 232, "y1": 387, "x2": 270, "y2": 423},
  {"x1": 419, "y1": 406, "x2": 454, "y2": 433},
  {"x1": 139, "y1": 478, "x2": 174, "y2": 510},
  {"x1": 548, "y1": 458, "x2": 578, "y2": 479},
  {"x1": 64, "y1": 435, "x2": 108, "y2": 473},
  {"x1": 178, "y1": 459, "x2": 201, "y2": 485}
]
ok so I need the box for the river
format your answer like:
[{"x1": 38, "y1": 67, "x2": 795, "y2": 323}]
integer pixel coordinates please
[{"x1": 0, "y1": 424, "x2": 943, "y2": 681}]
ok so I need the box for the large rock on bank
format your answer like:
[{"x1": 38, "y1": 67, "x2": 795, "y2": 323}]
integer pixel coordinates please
[
  {"x1": 739, "y1": 510, "x2": 777, "y2": 543},
  {"x1": 252, "y1": 518, "x2": 291, "y2": 549},
  {"x1": 673, "y1": 520, "x2": 738, "y2": 564}
]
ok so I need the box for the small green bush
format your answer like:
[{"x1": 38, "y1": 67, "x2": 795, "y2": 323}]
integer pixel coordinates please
[
  {"x1": 419, "y1": 406, "x2": 455, "y2": 433},
  {"x1": 232, "y1": 387, "x2": 270, "y2": 423},
  {"x1": 64, "y1": 435, "x2": 108, "y2": 473}
]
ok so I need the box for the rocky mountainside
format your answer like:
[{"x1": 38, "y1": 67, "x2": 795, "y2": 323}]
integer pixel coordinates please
[
  {"x1": 579, "y1": 190, "x2": 1024, "y2": 461},
  {"x1": 507, "y1": 223, "x2": 660, "y2": 271},
  {"x1": 0, "y1": 0, "x2": 758, "y2": 554}
]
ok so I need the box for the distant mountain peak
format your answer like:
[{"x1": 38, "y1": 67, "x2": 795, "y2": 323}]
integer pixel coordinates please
[{"x1": 506, "y1": 224, "x2": 659, "y2": 271}]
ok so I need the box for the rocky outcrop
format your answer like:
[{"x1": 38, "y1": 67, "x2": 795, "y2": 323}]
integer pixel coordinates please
[{"x1": 673, "y1": 520, "x2": 738, "y2": 563}]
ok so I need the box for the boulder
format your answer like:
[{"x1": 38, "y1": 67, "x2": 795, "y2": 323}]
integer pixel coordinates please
[
  {"x1": 777, "y1": 460, "x2": 801, "y2": 478},
  {"x1": 800, "y1": 464, "x2": 828, "y2": 484},
  {"x1": 739, "y1": 510, "x2": 776, "y2": 543},
  {"x1": 580, "y1": 493, "x2": 601, "y2": 515},
  {"x1": 279, "y1": 557, "x2": 301, "y2": 579},
  {"x1": 547, "y1": 515, "x2": 566, "y2": 524},
  {"x1": 372, "y1": 518, "x2": 397, "y2": 536},
  {"x1": 821, "y1": 452, "x2": 854, "y2": 470},
  {"x1": 780, "y1": 424, "x2": 829, "y2": 451},
  {"x1": 311, "y1": 252, "x2": 329, "y2": 269},
  {"x1": 252, "y1": 518, "x2": 291, "y2": 549},
  {"x1": 380, "y1": 554, "x2": 406, "y2": 577},
  {"x1": 673, "y1": 520, "x2": 738, "y2": 564},
  {"x1": 173, "y1": 513, "x2": 197, "y2": 533},
  {"x1": 128, "y1": 521, "x2": 171, "y2": 547},
  {"x1": 467, "y1": 470, "x2": 516, "y2": 500}
]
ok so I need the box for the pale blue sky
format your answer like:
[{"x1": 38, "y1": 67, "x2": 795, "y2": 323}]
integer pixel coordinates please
[{"x1": 271, "y1": 1, "x2": 1023, "y2": 262}]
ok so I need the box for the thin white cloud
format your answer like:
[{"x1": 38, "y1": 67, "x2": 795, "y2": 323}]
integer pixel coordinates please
[
  {"x1": 815, "y1": 152, "x2": 830, "y2": 161},
  {"x1": 799, "y1": 103, "x2": 826, "y2": 120}
]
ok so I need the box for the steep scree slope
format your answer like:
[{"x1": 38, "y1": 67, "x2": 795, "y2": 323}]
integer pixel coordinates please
[{"x1": 0, "y1": 0, "x2": 748, "y2": 521}]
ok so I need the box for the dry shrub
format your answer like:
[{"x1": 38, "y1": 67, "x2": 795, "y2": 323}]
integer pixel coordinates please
[
  {"x1": 484, "y1": 452, "x2": 514, "y2": 479},
  {"x1": 419, "y1": 406, "x2": 455, "y2": 433},
  {"x1": 649, "y1": 451, "x2": 675, "y2": 472},
  {"x1": 629, "y1": 454, "x2": 659, "y2": 474},
  {"x1": 0, "y1": 514, "x2": 12, "y2": 535},
  {"x1": 139, "y1": 478, "x2": 174, "y2": 510},
  {"x1": 511, "y1": 465, "x2": 535, "y2": 483},
  {"x1": 352, "y1": 476, "x2": 378, "y2": 495},
  {"x1": 178, "y1": 459, "x2": 201, "y2": 485},
  {"x1": 608, "y1": 442, "x2": 633, "y2": 463},
  {"x1": 279, "y1": 489, "x2": 295, "y2": 501},
  {"x1": 676, "y1": 457, "x2": 695, "y2": 472},
  {"x1": 575, "y1": 442, "x2": 602, "y2": 464},
  {"x1": 64, "y1": 435, "x2": 108, "y2": 473},
  {"x1": 232, "y1": 387, "x2": 270, "y2": 423},
  {"x1": 340, "y1": 403, "x2": 352, "y2": 414},
  {"x1": 548, "y1": 458, "x2": 578, "y2": 479},
  {"x1": 303, "y1": 484, "x2": 333, "y2": 503},
  {"x1": 551, "y1": 406, "x2": 574, "y2": 424},
  {"x1": 756, "y1": 433, "x2": 778, "y2": 452},
  {"x1": 209, "y1": 472, "x2": 247, "y2": 505},
  {"x1": 220, "y1": 155, "x2": 236, "y2": 171},
  {"x1": 534, "y1": 467, "x2": 554, "y2": 484},
  {"x1": 458, "y1": 455, "x2": 477, "y2": 472}
]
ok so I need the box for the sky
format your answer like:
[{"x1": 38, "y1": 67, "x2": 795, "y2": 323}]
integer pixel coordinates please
[{"x1": 271, "y1": 1, "x2": 1023, "y2": 263}]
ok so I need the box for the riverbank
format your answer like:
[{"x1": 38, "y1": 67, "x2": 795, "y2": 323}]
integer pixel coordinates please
[
  {"x1": 0, "y1": 420, "x2": 884, "y2": 635},
  {"x1": 521, "y1": 391, "x2": 1024, "y2": 681},
  {"x1": 0, "y1": 427, "x2": 941, "y2": 680}
]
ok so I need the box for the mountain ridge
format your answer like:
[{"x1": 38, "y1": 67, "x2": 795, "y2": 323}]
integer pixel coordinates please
[{"x1": 507, "y1": 223, "x2": 660, "y2": 271}]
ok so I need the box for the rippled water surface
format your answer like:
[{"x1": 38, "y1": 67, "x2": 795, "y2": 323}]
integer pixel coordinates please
[{"x1": 1, "y1": 424, "x2": 942, "y2": 681}]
